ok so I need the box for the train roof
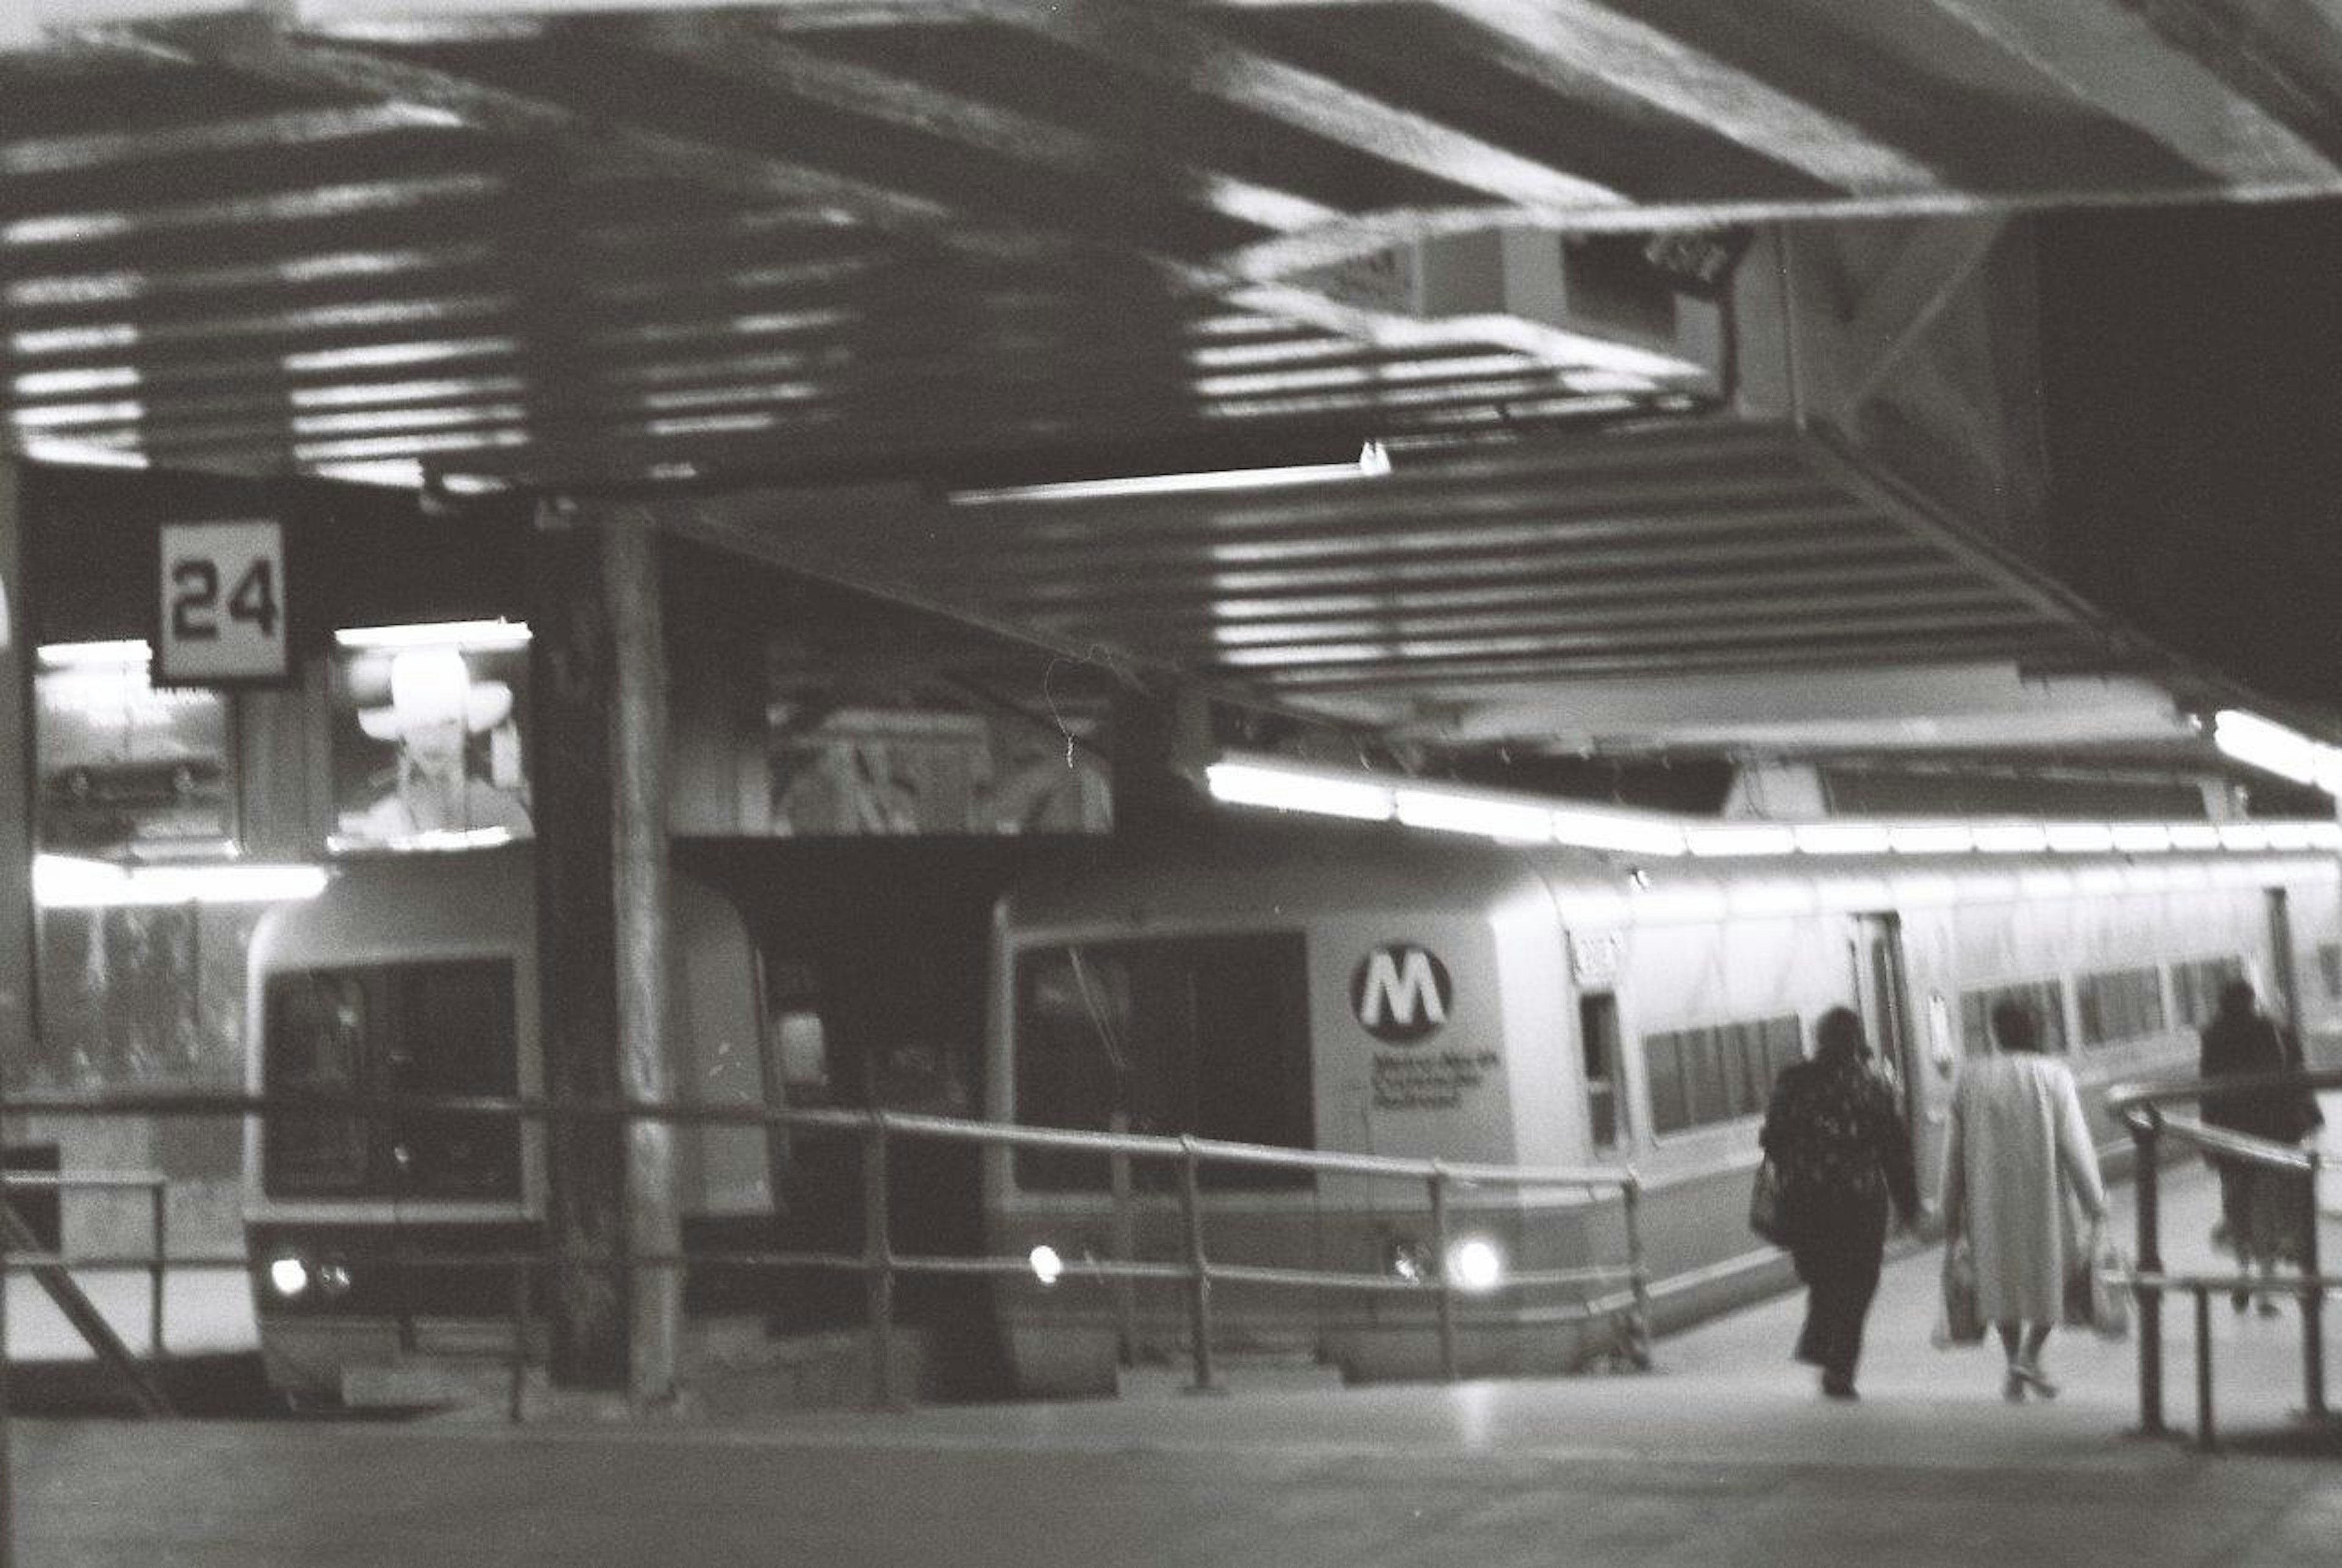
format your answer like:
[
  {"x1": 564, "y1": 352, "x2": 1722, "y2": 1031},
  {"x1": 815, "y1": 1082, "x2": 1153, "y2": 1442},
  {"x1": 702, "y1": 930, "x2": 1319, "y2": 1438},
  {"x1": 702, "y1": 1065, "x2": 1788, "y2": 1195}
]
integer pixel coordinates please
[{"x1": 999, "y1": 813, "x2": 2341, "y2": 937}]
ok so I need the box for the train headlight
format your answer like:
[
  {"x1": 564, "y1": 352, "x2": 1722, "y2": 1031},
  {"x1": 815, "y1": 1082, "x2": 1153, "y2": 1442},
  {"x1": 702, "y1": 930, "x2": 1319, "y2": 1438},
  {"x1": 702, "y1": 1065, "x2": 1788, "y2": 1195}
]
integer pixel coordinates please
[
  {"x1": 316, "y1": 1260, "x2": 354, "y2": 1298},
  {"x1": 1446, "y1": 1237, "x2": 1505, "y2": 1294},
  {"x1": 1386, "y1": 1239, "x2": 1433, "y2": 1284},
  {"x1": 267, "y1": 1254, "x2": 310, "y2": 1300},
  {"x1": 1028, "y1": 1244, "x2": 1065, "y2": 1287}
]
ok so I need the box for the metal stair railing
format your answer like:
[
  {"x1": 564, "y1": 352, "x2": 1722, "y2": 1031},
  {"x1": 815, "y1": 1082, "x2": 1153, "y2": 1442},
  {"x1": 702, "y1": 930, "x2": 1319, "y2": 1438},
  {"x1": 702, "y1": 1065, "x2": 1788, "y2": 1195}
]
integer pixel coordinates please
[
  {"x1": 0, "y1": 1089, "x2": 1652, "y2": 1415},
  {"x1": 2107, "y1": 1069, "x2": 2341, "y2": 1452}
]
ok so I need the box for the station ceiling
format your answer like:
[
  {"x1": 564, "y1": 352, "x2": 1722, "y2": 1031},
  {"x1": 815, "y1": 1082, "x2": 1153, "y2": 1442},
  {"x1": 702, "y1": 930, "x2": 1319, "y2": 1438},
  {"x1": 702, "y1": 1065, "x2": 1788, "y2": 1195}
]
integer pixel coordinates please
[{"x1": 5, "y1": 1, "x2": 2337, "y2": 767}]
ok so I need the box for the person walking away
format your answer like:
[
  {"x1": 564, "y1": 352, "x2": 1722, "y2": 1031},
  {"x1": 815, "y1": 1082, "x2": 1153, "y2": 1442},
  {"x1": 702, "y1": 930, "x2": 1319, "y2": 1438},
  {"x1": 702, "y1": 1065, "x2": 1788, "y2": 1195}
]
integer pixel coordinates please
[
  {"x1": 1760, "y1": 1006, "x2": 1920, "y2": 1401},
  {"x1": 1939, "y1": 998, "x2": 2108, "y2": 1402},
  {"x1": 2199, "y1": 978, "x2": 2321, "y2": 1316}
]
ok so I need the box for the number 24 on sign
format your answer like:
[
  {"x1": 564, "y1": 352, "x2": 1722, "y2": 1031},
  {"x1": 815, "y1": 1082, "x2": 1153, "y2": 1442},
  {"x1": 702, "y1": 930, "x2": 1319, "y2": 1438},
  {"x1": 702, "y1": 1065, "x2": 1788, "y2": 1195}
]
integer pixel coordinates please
[{"x1": 157, "y1": 520, "x2": 287, "y2": 681}]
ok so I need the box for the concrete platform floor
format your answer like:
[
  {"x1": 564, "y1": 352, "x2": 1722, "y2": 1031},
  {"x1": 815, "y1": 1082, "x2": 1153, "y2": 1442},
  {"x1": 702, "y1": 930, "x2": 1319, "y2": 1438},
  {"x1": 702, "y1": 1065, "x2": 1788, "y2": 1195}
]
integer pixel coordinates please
[{"x1": 10, "y1": 1156, "x2": 2342, "y2": 1567}]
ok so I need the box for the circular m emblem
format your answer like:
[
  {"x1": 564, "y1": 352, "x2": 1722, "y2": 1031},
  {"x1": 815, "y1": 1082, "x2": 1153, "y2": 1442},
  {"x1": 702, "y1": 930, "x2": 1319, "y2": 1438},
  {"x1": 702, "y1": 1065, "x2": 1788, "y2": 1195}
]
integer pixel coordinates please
[{"x1": 1352, "y1": 943, "x2": 1453, "y2": 1045}]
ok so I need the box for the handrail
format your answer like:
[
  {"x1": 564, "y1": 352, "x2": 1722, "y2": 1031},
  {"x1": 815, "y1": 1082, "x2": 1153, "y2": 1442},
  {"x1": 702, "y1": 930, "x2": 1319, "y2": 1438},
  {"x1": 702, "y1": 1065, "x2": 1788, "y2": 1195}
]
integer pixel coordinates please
[
  {"x1": 2104, "y1": 1070, "x2": 2336, "y2": 1449},
  {"x1": 0, "y1": 1089, "x2": 1649, "y2": 1409},
  {"x1": 0, "y1": 1167, "x2": 170, "y2": 1357}
]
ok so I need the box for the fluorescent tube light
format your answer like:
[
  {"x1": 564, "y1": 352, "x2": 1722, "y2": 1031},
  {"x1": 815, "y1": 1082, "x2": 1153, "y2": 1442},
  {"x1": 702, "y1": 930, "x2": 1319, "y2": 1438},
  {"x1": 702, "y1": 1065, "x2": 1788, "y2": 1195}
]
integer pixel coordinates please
[
  {"x1": 1685, "y1": 825, "x2": 1796, "y2": 858},
  {"x1": 1974, "y1": 824, "x2": 2049, "y2": 854},
  {"x1": 2218, "y1": 823, "x2": 2271, "y2": 851},
  {"x1": 1793, "y1": 823, "x2": 1891, "y2": 856},
  {"x1": 34, "y1": 856, "x2": 327, "y2": 908},
  {"x1": 335, "y1": 619, "x2": 530, "y2": 650},
  {"x1": 1393, "y1": 788, "x2": 1553, "y2": 845},
  {"x1": 2213, "y1": 710, "x2": 2330, "y2": 787},
  {"x1": 1551, "y1": 808, "x2": 1687, "y2": 858},
  {"x1": 2044, "y1": 823, "x2": 2116, "y2": 854},
  {"x1": 1885, "y1": 824, "x2": 1974, "y2": 856},
  {"x1": 951, "y1": 441, "x2": 1391, "y2": 506},
  {"x1": 2108, "y1": 823, "x2": 2174, "y2": 854},
  {"x1": 2167, "y1": 823, "x2": 2223, "y2": 851},
  {"x1": 2261, "y1": 822, "x2": 2315, "y2": 851},
  {"x1": 37, "y1": 639, "x2": 148, "y2": 669},
  {"x1": 1205, "y1": 762, "x2": 1392, "y2": 822}
]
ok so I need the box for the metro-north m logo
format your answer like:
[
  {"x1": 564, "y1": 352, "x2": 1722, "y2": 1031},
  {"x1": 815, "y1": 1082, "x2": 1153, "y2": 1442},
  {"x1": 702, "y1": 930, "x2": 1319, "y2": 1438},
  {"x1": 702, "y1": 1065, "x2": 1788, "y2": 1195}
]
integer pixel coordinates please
[{"x1": 1352, "y1": 944, "x2": 1452, "y2": 1045}]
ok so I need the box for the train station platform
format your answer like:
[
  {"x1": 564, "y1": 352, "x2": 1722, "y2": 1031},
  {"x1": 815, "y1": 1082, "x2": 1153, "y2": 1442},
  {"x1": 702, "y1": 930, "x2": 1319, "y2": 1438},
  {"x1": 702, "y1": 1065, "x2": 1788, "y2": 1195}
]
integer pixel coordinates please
[{"x1": 11, "y1": 1155, "x2": 2341, "y2": 1567}]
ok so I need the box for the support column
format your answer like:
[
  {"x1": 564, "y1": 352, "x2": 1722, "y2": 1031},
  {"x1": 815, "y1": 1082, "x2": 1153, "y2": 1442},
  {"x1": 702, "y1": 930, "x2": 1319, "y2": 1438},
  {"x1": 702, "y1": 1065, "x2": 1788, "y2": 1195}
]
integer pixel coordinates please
[
  {"x1": 0, "y1": 461, "x2": 31, "y2": 1073},
  {"x1": 528, "y1": 499, "x2": 681, "y2": 1401}
]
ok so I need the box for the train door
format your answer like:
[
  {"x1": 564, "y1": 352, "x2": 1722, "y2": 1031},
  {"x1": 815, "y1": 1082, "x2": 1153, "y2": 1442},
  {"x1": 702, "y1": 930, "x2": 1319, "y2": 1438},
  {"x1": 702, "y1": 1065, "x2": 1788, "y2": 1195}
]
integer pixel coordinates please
[{"x1": 1850, "y1": 914, "x2": 1944, "y2": 1201}]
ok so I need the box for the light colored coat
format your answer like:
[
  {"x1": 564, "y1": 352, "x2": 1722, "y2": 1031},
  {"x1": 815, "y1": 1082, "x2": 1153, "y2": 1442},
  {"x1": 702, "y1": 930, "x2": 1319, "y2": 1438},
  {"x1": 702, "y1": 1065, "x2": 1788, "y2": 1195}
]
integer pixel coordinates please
[{"x1": 1941, "y1": 1054, "x2": 2108, "y2": 1322}]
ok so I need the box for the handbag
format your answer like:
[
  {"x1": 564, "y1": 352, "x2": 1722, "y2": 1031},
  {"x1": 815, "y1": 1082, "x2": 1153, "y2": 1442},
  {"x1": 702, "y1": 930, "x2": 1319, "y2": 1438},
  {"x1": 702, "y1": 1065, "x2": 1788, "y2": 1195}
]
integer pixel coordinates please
[
  {"x1": 1748, "y1": 1158, "x2": 1791, "y2": 1247},
  {"x1": 1933, "y1": 1237, "x2": 1985, "y2": 1348}
]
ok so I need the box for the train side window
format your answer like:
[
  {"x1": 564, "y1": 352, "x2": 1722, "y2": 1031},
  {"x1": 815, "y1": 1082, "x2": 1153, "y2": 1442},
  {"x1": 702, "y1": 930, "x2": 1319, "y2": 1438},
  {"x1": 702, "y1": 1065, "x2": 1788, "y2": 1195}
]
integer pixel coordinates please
[
  {"x1": 1579, "y1": 995, "x2": 1620, "y2": 1151},
  {"x1": 1641, "y1": 1014, "x2": 1800, "y2": 1136},
  {"x1": 1957, "y1": 979, "x2": 2069, "y2": 1054},
  {"x1": 2170, "y1": 956, "x2": 2246, "y2": 1029},
  {"x1": 2077, "y1": 967, "x2": 2165, "y2": 1049}
]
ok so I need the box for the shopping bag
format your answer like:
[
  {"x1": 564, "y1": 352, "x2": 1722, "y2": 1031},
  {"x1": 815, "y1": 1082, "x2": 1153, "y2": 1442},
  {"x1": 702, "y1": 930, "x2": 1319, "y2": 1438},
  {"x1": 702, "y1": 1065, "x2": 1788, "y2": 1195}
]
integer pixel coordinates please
[
  {"x1": 1933, "y1": 1238, "x2": 1985, "y2": 1348},
  {"x1": 1748, "y1": 1158, "x2": 1791, "y2": 1247},
  {"x1": 2074, "y1": 1231, "x2": 2132, "y2": 1342}
]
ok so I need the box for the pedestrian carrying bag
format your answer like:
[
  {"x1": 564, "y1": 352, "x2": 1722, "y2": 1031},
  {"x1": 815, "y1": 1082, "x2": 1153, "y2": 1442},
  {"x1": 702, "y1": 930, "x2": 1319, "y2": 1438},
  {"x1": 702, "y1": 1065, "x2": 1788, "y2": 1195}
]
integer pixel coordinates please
[
  {"x1": 1748, "y1": 1158, "x2": 1790, "y2": 1247},
  {"x1": 1933, "y1": 1238, "x2": 1985, "y2": 1348}
]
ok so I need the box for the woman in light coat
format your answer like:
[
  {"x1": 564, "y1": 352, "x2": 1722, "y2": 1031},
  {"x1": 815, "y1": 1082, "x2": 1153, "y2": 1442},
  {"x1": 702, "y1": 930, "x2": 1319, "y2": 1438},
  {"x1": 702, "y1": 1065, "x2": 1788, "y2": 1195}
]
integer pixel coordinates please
[{"x1": 1939, "y1": 998, "x2": 2108, "y2": 1402}]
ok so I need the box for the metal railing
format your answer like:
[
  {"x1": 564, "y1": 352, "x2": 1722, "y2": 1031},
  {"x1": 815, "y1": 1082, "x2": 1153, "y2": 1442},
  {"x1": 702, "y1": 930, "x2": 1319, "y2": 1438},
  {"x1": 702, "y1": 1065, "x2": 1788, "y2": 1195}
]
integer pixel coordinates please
[
  {"x1": 0, "y1": 1090, "x2": 1649, "y2": 1413},
  {"x1": 2108, "y1": 1069, "x2": 2341, "y2": 1452},
  {"x1": 0, "y1": 1170, "x2": 168, "y2": 1356}
]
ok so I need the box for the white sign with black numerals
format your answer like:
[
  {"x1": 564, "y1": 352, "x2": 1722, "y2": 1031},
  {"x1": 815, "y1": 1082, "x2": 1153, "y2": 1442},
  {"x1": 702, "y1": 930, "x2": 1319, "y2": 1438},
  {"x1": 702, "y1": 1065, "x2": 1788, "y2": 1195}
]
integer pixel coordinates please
[{"x1": 157, "y1": 519, "x2": 287, "y2": 682}]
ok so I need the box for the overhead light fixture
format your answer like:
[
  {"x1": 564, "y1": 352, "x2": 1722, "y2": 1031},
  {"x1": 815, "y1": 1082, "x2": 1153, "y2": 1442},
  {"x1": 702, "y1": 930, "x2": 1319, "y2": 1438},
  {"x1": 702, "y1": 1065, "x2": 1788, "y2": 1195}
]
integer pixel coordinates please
[
  {"x1": 1392, "y1": 787, "x2": 1553, "y2": 845},
  {"x1": 1204, "y1": 761, "x2": 1392, "y2": 822},
  {"x1": 335, "y1": 619, "x2": 529, "y2": 651},
  {"x1": 34, "y1": 856, "x2": 328, "y2": 908},
  {"x1": 37, "y1": 639, "x2": 149, "y2": 669},
  {"x1": 1685, "y1": 825, "x2": 1796, "y2": 858},
  {"x1": 2214, "y1": 709, "x2": 2342, "y2": 791},
  {"x1": 1550, "y1": 807, "x2": 1688, "y2": 858},
  {"x1": 1794, "y1": 823, "x2": 1892, "y2": 856},
  {"x1": 950, "y1": 441, "x2": 1391, "y2": 506}
]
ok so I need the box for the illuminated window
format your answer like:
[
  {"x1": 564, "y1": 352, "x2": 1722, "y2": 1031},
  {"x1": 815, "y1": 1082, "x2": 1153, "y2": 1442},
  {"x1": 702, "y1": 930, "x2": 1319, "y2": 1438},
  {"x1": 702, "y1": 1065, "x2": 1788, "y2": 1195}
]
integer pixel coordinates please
[
  {"x1": 1643, "y1": 1014, "x2": 1800, "y2": 1135},
  {"x1": 2076, "y1": 967, "x2": 2165, "y2": 1049}
]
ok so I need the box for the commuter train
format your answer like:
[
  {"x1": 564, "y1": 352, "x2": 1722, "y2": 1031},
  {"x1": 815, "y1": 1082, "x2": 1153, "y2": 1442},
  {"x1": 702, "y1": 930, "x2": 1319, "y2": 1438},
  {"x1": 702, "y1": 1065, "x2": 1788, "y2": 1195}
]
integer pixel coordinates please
[
  {"x1": 981, "y1": 818, "x2": 2342, "y2": 1392},
  {"x1": 240, "y1": 823, "x2": 2342, "y2": 1397}
]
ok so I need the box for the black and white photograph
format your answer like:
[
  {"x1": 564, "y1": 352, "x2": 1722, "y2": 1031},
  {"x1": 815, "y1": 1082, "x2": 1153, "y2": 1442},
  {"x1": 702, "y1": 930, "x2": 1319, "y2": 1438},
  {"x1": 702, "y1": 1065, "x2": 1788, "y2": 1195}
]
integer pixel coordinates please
[{"x1": 5, "y1": 4, "x2": 2342, "y2": 1566}]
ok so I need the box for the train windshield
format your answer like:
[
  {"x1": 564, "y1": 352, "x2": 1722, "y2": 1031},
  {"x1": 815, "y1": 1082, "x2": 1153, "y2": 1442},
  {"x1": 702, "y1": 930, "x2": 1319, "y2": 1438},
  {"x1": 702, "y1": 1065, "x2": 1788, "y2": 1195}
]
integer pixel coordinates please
[
  {"x1": 1011, "y1": 933, "x2": 1312, "y2": 1190},
  {"x1": 262, "y1": 959, "x2": 521, "y2": 1200}
]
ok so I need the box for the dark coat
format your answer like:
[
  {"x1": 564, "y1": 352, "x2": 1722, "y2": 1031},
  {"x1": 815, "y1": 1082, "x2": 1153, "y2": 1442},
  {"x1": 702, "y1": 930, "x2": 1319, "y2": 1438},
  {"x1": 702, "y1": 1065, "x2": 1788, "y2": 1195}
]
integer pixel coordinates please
[
  {"x1": 2199, "y1": 1011, "x2": 2320, "y2": 1148},
  {"x1": 1759, "y1": 1053, "x2": 1920, "y2": 1258}
]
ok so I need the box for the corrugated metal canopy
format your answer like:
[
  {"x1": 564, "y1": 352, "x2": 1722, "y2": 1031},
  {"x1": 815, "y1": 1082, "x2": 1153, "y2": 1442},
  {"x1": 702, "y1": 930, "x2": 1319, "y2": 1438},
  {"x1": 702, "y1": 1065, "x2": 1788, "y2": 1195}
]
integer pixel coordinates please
[
  {"x1": 10, "y1": 1, "x2": 2342, "y2": 488},
  {"x1": 5, "y1": 1, "x2": 2337, "y2": 759}
]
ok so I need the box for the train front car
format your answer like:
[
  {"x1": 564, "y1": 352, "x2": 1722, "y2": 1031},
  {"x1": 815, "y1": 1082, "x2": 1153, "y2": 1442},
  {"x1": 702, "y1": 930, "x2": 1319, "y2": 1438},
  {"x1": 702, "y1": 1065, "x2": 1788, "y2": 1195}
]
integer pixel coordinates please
[
  {"x1": 242, "y1": 848, "x2": 770, "y2": 1402},
  {"x1": 983, "y1": 824, "x2": 1612, "y2": 1395},
  {"x1": 984, "y1": 817, "x2": 2342, "y2": 1397},
  {"x1": 243, "y1": 848, "x2": 543, "y2": 1394}
]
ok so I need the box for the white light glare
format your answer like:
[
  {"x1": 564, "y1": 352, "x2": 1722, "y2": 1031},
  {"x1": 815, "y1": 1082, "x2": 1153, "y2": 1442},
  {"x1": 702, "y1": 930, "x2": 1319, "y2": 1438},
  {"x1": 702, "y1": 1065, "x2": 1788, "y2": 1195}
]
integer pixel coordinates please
[
  {"x1": 1206, "y1": 762, "x2": 1392, "y2": 823},
  {"x1": 1685, "y1": 825, "x2": 1797, "y2": 858},
  {"x1": 1973, "y1": 823, "x2": 2049, "y2": 854},
  {"x1": 951, "y1": 441, "x2": 1391, "y2": 506},
  {"x1": 2167, "y1": 823, "x2": 2224, "y2": 852},
  {"x1": 334, "y1": 619, "x2": 531, "y2": 651},
  {"x1": 36, "y1": 639, "x2": 148, "y2": 670},
  {"x1": 1885, "y1": 824, "x2": 1974, "y2": 856},
  {"x1": 1793, "y1": 823, "x2": 1891, "y2": 856},
  {"x1": 2219, "y1": 823, "x2": 2272, "y2": 851},
  {"x1": 2043, "y1": 823, "x2": 2116, "y2": 854},
  {"x1": 1550, "y1": 808, "x2": 1688, "y2": 858},
  {"x1": 2108, "y1": 823, "x2": 2174, "y2": 854},
  {"x1": 34, "y1": 857, "x2": 327, "y2": 909},
  {"x1": 2213, "y1": 710, "x2": 2337, "y2": 788},
  {"x1": 1393, "y1": 788, "x2": 1553, "y2": 845},
  {"x1": 268, "y1": 1256, "x2": 310, "y2": 1299},
  {"x1": 1028, "y1": 1245, "x2": 1064, "y2": 1287},
  {"x1": 1447, "y1": 1237, "x2": 1505, "y2": 1294}
]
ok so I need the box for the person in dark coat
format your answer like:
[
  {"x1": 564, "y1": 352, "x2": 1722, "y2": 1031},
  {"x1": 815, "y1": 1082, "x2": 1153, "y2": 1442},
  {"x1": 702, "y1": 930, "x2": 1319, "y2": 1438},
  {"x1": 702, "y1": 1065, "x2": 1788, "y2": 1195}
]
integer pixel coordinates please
[
  {"x1": 2200, "y1": 979, "x2": 2322, "y2": 1314},
  {"x1": 1759, "y1": 1006, "x2": 1921, "y2": 1400}
]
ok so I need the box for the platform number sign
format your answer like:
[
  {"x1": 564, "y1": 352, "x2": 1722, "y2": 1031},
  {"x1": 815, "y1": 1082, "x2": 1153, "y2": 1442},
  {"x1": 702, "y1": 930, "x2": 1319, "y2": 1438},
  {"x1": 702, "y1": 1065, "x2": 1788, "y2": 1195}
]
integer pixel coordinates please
[{"x1": 157, "y1": 520, "x2": 287, "y2": 683}]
